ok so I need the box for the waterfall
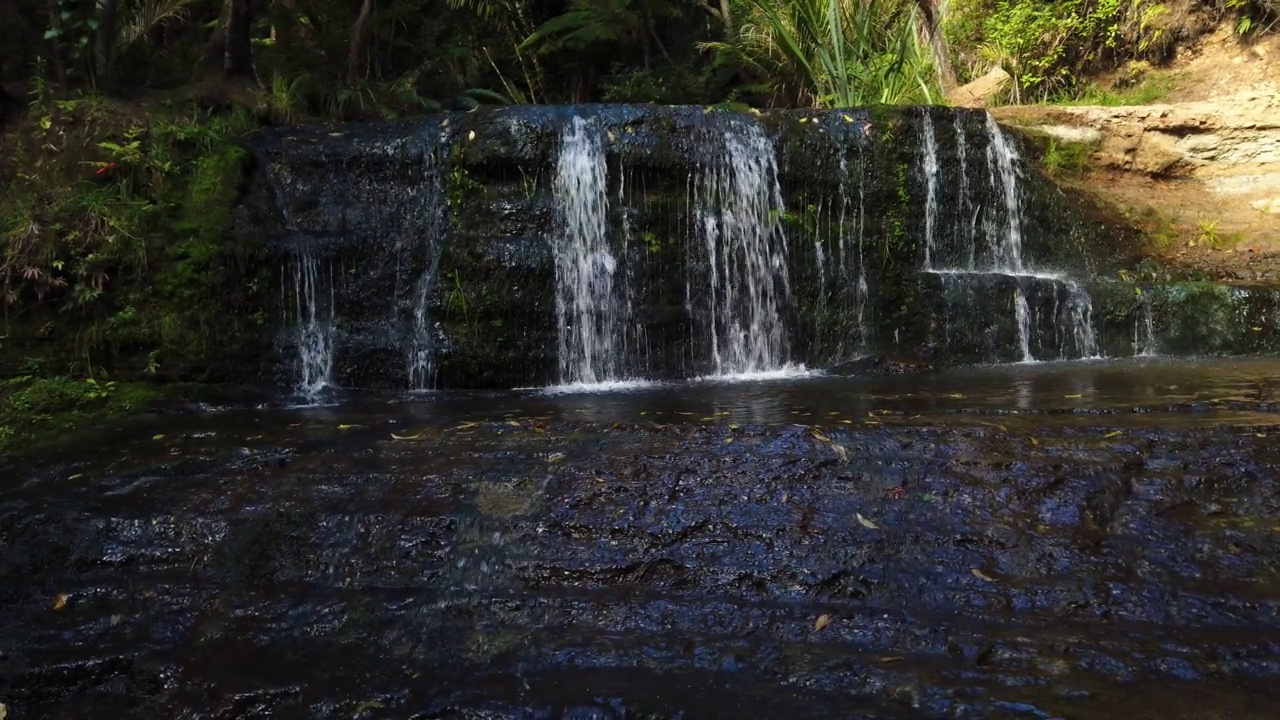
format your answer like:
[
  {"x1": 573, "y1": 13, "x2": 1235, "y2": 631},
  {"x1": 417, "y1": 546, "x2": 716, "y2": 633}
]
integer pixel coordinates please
[
  {"x1": 985, "y1": 113, "x2": 1025, "y2": 273},
  {"x1": 293, "y1": 253, "x2": 334, "y2": 395},
  {"x1": 553, "y1": 116, "x2": 625, "y2": 385},
  {"x1": 954, "y1": 113, "x2": 975, "y2": 270},
  {"x1": 406, "y1": 142, "x2": 447, "y2": 390},
  {"x1": 697, "y1": 118, "x2": 793, "y2": 375},
  {"x1": 1064, "y1": 281, "x2": 1099, "y2": 359},
  {"x1": 921, "y1": 112, "x2": 941, "y2": 270},
  {"x1": 1014, "y1": 285, "x2": 1033, "y2": 363},
  {"x1": 1136, "y1": 294, "x2": 1159, "y2": 356}
]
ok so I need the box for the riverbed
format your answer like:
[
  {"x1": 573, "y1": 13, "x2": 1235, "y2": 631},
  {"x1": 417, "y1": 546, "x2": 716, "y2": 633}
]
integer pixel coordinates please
[{"x1": 4, "y1": 357, "x2": 1280, "y2": 718}]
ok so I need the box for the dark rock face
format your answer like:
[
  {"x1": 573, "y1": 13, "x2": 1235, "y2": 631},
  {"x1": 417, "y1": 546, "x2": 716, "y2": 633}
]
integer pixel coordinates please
[{"x1": 243, "y1": 105, "x2": 1148, "y2": 390}]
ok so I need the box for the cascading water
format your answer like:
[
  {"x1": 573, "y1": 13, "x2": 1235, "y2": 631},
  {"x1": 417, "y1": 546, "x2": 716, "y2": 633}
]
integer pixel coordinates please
[
  {"x1": 696, "y1": 118, "x2": 793, "y2": 376},
  {"x1": 293, "y1": 252, "x2": 335, "y2": 395},
  {"x1": 406, "y1": 142, "x2": 447, "y2": 390},
  {"x1": 921, "y1": 113, "x2": 941, "y2": 270},
  {"x1": 553, "y1": 116, "x2": 626, "y2": 386},
  {"x1": 1136, "y1": 294, "x2": 1159, "y2": 356},
  {"x1": 984, "y1": 112, "x2": 1025, "y2": 274},
  {"x1": 925, "y1": 109, "x2": 1099, "y2": 363}
]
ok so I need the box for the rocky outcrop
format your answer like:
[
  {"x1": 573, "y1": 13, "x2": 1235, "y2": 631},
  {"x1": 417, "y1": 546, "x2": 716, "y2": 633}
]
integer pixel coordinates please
[
  {"x1": 993, "y1": 86, "x2": 1280, "y2": 266},
  {"x1": 948, "y1": 66, "x2": 1012, "y2": 108}
]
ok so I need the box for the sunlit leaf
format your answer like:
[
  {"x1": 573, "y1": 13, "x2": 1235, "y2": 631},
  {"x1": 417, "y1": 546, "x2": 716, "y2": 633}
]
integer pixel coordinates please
[
  {"x1": 811, "y1": 430, "x2": 830, "y2": 443},
  {"x1": 814, "y1": 613, "x2": 832, "y2": 631},
  {"x1": 390, "y1": 432, "x2": 423, "y2": 441},
  {"x1": 53, "y1": 593, "x2": 68, "y2": 611},
  {"x1": 856, "y1": 512, "x2": 879, "y2": 530},
  {"x1": 971, "y1": 568, "x2": 996, "y2": 582},
  {"x1": 152, "y1": 434, "x2": 165, "y2": 441},
  {"x1": 1103, "y1": 430, "x2": 1123, "y2": 438},
  {"x1": 1064, "y1": 394, "x2": 1083, "y2": 399},
  {"x1": 547, "y1": 452, "x2": 566, "y2": 464},
  {"x1": 507, "y1": 420, "x2": 521, "y2": 427}
]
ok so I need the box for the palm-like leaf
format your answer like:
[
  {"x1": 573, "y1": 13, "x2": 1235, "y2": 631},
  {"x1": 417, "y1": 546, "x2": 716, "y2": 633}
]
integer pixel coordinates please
[{"x1": 116, "y1": 0, "x2": 200, "y2": 48}]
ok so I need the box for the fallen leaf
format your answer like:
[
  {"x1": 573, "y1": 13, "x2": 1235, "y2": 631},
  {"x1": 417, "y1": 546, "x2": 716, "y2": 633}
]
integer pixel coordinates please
[
  {"x1": 725, "y1": 436, "x2": 735, "y2": 445},
  {"x1": 1064, "y1": 393, "x2": 1083, "y2": 399},
  {"x1": 152, "y1": 434, "x2": 165, "y2": 441},
  {"x1": 337, "y1": 424, "x2": 362, "y2": 430},
  {"x1": 814, "y1": 613, "x2": 832, "y2": 631},
  {"x1": 947, "y1": 393, "x2": 964, "y2": 399},
  {"x1": 811, "y1": 430, "x2": 831, "y2": 443},
  {"x1": 506, "y1": 420, "x2": 520, "y2": 427},
  {"x1": 970, "y1": 568, "x2": 996, "y2": 582},
  {"x1": 1, "y1": 701, "x2": 7, "y2": 720},
  {"x1": 877, "y1": 656, "x2": 904, "y2": 663},
  {"x1": 728, "y1": 423, "x2": 740, "y2": 431},
  {"x1": 855, "y1": 512, "x2": 879, "y2": 530},
  {"x1": 390, "y1": 432, "x2": 423, "y2": 441},
  {"x1": 467, "y1": 130, "x2": 476, "y2": 141},
  {"x1": 546, "y1": 452, "x2": 566, "y2": 464},
  {"x1": 1029, "y1": 437, "x2": 1040, "y2": 446},
  {"x1": 833, "y1": 443, "x2": 849, "y2": 463},
  {"x1": 110, "y1": 614, "x2": 122, "y2": 626},
  {"x1": 699, "y1": 417, "x2": 716, "y2": 422},
  {"x1": 840, "y1": 419, "x2": 853, "y2": 425},
  {"x1": 53, "y1": 593, "x2": 68, "y2": 611},
  {"x1": 1103, "y1": 430, "x2": 1123, "y2": 438}
]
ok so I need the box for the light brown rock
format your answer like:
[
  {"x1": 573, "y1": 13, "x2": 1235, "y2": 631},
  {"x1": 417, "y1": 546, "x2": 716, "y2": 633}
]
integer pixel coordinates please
[{"x1": 948, "y1": 67, "x2": 1012, "y2": 108}]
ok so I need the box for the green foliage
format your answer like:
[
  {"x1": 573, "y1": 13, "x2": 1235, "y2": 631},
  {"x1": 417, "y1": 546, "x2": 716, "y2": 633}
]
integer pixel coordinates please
[
  {"x1": 945, "y1": 0, "x2": 1183, "y2": 99},
  {"x1": 0, "y1": 375, "x2": 159, "y2": 453},
  {"x1": 1040, "y1": 137, "x2": 1091, "y2": 178},
  {"x1": 703, "y1": 0, "x2": 937, "y2": 107}
]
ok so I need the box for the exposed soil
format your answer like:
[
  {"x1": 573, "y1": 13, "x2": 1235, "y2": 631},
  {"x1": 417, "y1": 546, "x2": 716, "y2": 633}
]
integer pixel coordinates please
[{"x1": 994, "y1": 23, "x2": 1280, "y2": 281}]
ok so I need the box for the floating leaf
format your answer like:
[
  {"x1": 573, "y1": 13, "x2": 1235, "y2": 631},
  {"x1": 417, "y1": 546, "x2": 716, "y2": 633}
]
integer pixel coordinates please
[
  {"x1": 811, "y1": 430, "x2": 831, "y2": 443},
  {"x1": 840, "y1": 419, "x2": 853, "y2": 425},
  {"x1": 970, "y1": 568, "x2": 996, "y2": 582},
  {"x1": 110, "y1": 614, "x2": 122, "y2": 626},
  {"x1": 390, "y1": 432, "x2": 423, "y2": 441},
  {"x1": 699, "y1": 417, "x2": 716, "y2": 422},
  {"x1": 1103, "y1": 430, "x2": 1123, "y2": 438},
  {"x1": 877, "y1": 656, "x2": 904, "y2": 663},
  {"x1": 546, "y1": 452, "x2": 566, "y2": 464},
  {"x1": 855, "y1": 512, "x2": 879, "y2": 530},
  {"x1": 53, "y1": 593, "x2": 68, "y2": 611},
  {"x1": 1029, "y1": 437, "x2": 1040, "y2": 446},
  {"x1": 506, "y1": 420, "x2": 521, "y2": 427},
  {"x1": 1064, "y1": 394, "x2": 1083, "y2": 399},
  {"x1": 814, "y1": 613, "x2": 832, "y2": 631},
  {"x1": 728, "y1": 423, "x2": 740, "y2": 431},
  {"x1": 947, "y1": 393, "x2": 964, "y2": 399},
  {"x1": 725, "y1": 436, "x2": 735, "y2": 445},
  {"x1": 152, "y1": 434, "x2": 165, "y2": 441}
]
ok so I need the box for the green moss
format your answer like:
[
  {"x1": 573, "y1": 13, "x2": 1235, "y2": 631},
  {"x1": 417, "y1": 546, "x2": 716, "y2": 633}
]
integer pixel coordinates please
[{"x1": 0, "y1": 375, "x2": 160, "y2": 453}]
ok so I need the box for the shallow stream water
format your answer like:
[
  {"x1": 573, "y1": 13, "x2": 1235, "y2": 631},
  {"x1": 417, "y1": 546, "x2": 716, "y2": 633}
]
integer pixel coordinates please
[{"x1": 4, "y1": 357, "x2": 1280, "y2": 718}]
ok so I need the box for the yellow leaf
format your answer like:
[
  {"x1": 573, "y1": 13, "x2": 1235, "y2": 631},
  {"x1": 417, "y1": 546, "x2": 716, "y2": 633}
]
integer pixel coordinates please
[
  {"x1": 971, "y1": 568, "x2": 996, "y2": 582},
  {"x1": 811, "y1": 430, "x2": 831, "y2": 443},
  {"x1": 1029, "y1": 437, "x2": 1039, "y2": 446},
  {"x1": 676, "y1": 411, "x2": 693, "y2": 416},
  {"x1": 842, "y1": 113, "x2": 853, "y2": 122},
  {"x1": 467, "y1": 130, "x2": 476, "y2": 141},
  {"x1": 947, "y1": 393, "x2": 964, "y2": 399},
  {"x1": 53, "y1": 593, "x2": 68, "y2": 611},
  {"x1": 855, "y1": 512, "x2": 879, "y2": 530},
  {"x1": 152, "y1": 434, "x2": 165, "y2": 441},
  {"x1": 390, "y1": 432, "x2": 423, "y2": 441},
  {"x1": 725, "y1": 436, "x2": 735, "y2": 445},
  {"x1": 1252, "y1": 327, "x2": 1263, "y2": 332},
  {"x1": 547, "y1": 452, "x2": 566, "y2": 464},
  {"x1": 699, "y1": 417, "x2": 716, "y2": 422},
  {"x1": 1104, "y1": 430, "x2": 1123, "y2": 438},
  {"x1": 728, "y1": 424, "x2": 740, "y2": 431},
  {"x1": 1064, "y1": 394, "x2": 1083, "y2": 399},
  {"x1": 506, "y1": 420, "x2": 520, "y2": 427},
  {"x1": 877, "y1": 656, "x2": 904, "y2": 663},
  {"x1": 337, "y1": 424, "x2": 363, "y2": 430},
  {"x1": 840, "y1": 419, "x2": 853, "y2": 425},
  {"x1": 814, "y1": 613, "x2": 832, "y2": 631}
]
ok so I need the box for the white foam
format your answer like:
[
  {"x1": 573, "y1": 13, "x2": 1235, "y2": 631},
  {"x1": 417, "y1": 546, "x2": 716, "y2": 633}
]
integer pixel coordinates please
[
  {"x1": 541, "y1": 379, "x2": 659, "y2": 395},
  {"x1": 694, "y1": 363, "x2": 821, "y2": 384}
]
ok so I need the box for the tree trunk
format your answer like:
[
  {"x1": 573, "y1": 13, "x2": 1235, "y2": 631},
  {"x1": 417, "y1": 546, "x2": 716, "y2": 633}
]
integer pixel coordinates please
[
  {"x1": 347, "y1": 0, "x2": 374, "y2": 85},
  {"x1": 918, "y1": 0, "x2": 957, "y2": 92},
  {"x1": 94, "y1": 0, "x2": 118, "y2": 86},
  {"x1": 224, "y1": 0, "x2": 255, "y2": 78}
]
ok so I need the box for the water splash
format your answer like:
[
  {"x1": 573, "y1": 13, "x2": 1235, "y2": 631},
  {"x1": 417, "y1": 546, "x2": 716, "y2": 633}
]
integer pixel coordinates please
[
  {"x1": 553, "y1": 116, "x2": 624, "y2": 385},
  {"x1": 697, "y1": 119, "x2": 792, "y2": 375},
  {"x1": 921, "y1": 111, "x2": 941, "y2": 270},
  {"x1": 293, "y1": 253, "x2": 335, "y2": 395}
]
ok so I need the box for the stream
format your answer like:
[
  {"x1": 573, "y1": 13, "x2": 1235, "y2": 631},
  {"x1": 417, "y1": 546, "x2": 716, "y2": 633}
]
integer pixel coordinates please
[{"x1": 4, "y1": 357, "x2": 1280, "y2": 718}]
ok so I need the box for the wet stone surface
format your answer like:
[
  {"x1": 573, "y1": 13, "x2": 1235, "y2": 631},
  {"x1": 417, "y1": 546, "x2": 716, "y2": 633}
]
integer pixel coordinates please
[{"x1": 4, "y1": 358, "x2": 1280, "y2": 719}]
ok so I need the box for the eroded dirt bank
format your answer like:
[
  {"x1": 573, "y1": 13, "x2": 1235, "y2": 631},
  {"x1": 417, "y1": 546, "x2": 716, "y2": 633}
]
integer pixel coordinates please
[{"x1": 3, "y1": 361, "x2": 1280, "y2": 719}]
